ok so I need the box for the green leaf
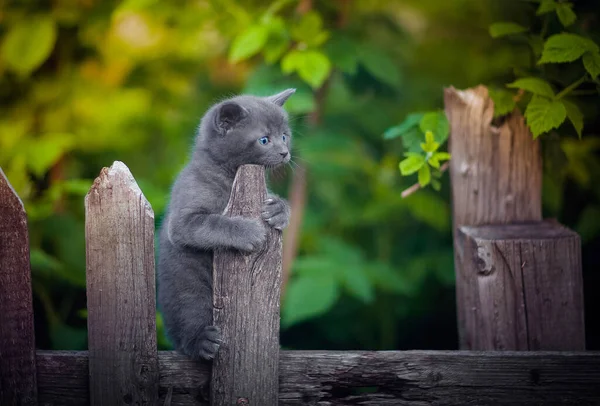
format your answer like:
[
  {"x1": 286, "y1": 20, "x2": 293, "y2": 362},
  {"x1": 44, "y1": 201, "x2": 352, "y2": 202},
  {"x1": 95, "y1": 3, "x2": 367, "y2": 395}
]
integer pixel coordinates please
[
  {"x1": 539, "y1": 33, "x2": 599, "y2": 64},
  {"x1": 529, "y1": 36, "x2": 545, "y2": 59},
  {"x1": 285, "y1": 88, "x2": 316, "y2": 114},
  {"x1": 428, "y1": 155, "x2": 440, "y2": 169},
  {"x1": 489, "y1": 88, "x2": 516, "y2": 117},
  {"x1": 506, "y1": 77, "x2": 555, "y2": 97},
  {"x1": 263, "y1": 17, "x2": 290, "y2": 64},
  {"x1": 399, "y1": 155, "x2": 425, "y2": 175},
  {"x1": 283, "y1": 273, "x2": 339, "y2": 327},
  {"x1": 281, "y1": 49, "x2": 302, "y2": 74},
  {"x1": 295, "y1": 50, "x2": 331, "y2": 88},
  {"x1": 583, "y1": 51, "x2": 600, "y2": 80},
  {"x1": 432, "y1": 152, "x2": 451, "y2": 161},
  {"x1": 383, "y1": 113, "x2": 424, "y2": 140},
  {"x1": 420, "y1": 131, "x2": 439, "y2": 153},
  {"x1": 556, "y1": 3, "x2": 576, "y2": 27},
  {"x1": 26, "y1": 133, "x2": 75, "y2": 177},
  {"x1": 536, "y1": 0, "x2": 556, "y2": 15},
  {"x1": 418, "y1": 164, "x2": 431, "y2": 187},
  {"x1": 358, "y1": 46, "x2": 401, "y2": 87},
  {"x1": 524, "y1": 95, "x2": 567, "y2": 138},
  {"x1": 489, "y1": 22, "x2": 528, "y2": 38},
  {"x1": 228, "y1": 25, "x2": 269, "y2": 63},
  {"x1": 339, "y1": 266, "x2": 374, "y2": 303},
  {"x1": 561, "y1": 99, "x2": 584, "y2": 138},
  {"x1": 1, "y1": 16, "x2": 57, "y2": 76},
  {"x1": 324, "y1": 36, "x2": 359, "y2": 75},
  {"x1": 403, "y1": 191, "x2": 450, "y2": 232},
  {"x1": 61, "y1": 179, "x2": 93, "y2": 196},
  {"x1": 290, "y1": 11, "x2": 328, "y2": 47},
  {"x1": 419, "y1": 111, "x2": 450, "y2": 142},
  {"x1": 431, "y1": 179, "x2": 441, "y2": 191},
  {"x1": 400, "y1": 128, "x2": 426, "y2": 153}
]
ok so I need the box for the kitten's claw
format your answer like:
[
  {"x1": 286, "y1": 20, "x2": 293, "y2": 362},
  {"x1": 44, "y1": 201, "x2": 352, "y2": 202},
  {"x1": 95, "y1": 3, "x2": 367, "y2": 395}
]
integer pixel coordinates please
[
  {"x1": 236, "y1": 218, "x2": 267, "y2": 253},
  {"x1": 262, "y1": 196, "x2": 290, "y2": 230},
  {"x1": 197, "y1": 325, "x2": 221, "y2": 360}
]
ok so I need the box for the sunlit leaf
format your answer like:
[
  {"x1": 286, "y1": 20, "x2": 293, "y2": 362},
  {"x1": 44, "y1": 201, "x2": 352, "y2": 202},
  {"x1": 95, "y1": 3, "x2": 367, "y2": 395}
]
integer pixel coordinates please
[
  {"x1": 263, "y1": 16, "x2": 290, "y2": 64},
  {"x1": 428, "y1": 155, "x2": 440, "y2": 169},
  {"x1": 399, "y1": 155, "x2": 425, "y2": 175},
  {"x1": 418, "y1": 163, "x2": 431, "y2": 186},
  {"x1": 294, "y1": 50, "x2": 332, "y2": 88},
  {"x1": 2, "y1": 15, "x2": 57, "y2": 75},
  {"x1": 228, "y1": 25, "x2": 269, "y2": 63},
  {"x1": 26, "y1": 133, "x2": 75, "y2": 177},
  {"x1": 290, "y1": 11, "x2": 328, "y2": 47},
  {"x1": 539, "y1": 33, "x2": 598, "y2": 64},
  {"x1": 433, "y1": 152, "x2": 451, "y2": 161},
  {"x1": 420, "y1": 131, "x2": 439, "y2": 153},
  {"x1": 506, "y1": 77, "x2": 555, "y2": 98},
  {"x1": 524, "y1": 95, "x2": 567, "y2": 138}
]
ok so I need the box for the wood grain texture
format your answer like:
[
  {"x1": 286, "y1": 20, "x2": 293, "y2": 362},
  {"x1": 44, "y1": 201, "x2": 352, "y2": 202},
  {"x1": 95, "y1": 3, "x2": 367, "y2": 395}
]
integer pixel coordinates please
[
  {"x1": 85, "y1": 161, "x2": 159, "y2": 405},
  {"x1": 211, "y1": 164, "x2": 282, "y2": 406},
  {"x1": 444, "y1": 85, "x2": 543, "y2": 350},
  {"x1": 36, "y1": 350, "x2": 600, "y2": 405},
  {"x1": 457, "y1": 222, "x2": 584, "y2": 351},
  {"x1": 0, "y1": 169, "x2": 38, "y2": 406}
]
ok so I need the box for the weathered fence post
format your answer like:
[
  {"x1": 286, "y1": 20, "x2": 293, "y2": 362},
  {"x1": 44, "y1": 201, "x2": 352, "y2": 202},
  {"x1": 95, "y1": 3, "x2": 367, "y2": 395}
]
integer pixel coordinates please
[
  {"x1": 85, "y1": 161, "x2": 159, "y2": 405},
  {"x1": 0, "y1": 169, "x2": 38, "y2": 405},
  {"x1": 445, "y1": 85, "x2": 585, "y2": 350},
  {"x1": 211, "y1": 164, "x2": 282, "y2": 406}
]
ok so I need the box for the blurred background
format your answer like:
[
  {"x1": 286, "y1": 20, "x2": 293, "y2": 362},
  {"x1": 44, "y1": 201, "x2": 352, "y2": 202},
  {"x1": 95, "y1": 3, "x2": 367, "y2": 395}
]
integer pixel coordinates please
[{"x1": 1, "y1": 0, "x2": 599, "y2": 352}]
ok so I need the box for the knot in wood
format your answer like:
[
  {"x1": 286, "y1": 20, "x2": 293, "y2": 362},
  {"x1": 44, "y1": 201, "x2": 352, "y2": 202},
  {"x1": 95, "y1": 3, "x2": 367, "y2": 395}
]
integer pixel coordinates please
[{"x1": 476, "y1": 242, "x2": 495, "y2": 276}]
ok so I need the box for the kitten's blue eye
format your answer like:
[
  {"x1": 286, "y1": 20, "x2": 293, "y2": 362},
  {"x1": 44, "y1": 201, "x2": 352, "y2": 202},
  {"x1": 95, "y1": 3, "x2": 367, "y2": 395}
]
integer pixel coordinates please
[
  {"x1": 258, "y1": 136, "x2": 269, "y2": 145},
  {"x1": 282, "y1": 135, "x2": 287, "y2": 142}
]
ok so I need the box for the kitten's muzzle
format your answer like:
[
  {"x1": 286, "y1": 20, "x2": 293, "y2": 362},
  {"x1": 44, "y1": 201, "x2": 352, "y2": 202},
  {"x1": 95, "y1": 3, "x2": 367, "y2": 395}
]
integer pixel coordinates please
[{"x1": 280, "y1": 152, "x2": 289, "y2": 158}]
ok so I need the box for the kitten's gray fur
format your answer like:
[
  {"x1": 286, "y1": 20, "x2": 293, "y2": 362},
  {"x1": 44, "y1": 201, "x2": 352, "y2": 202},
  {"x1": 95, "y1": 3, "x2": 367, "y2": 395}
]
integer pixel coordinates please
[{"x1": 157, "y1": 89, "x2": 295, "y2": 360}]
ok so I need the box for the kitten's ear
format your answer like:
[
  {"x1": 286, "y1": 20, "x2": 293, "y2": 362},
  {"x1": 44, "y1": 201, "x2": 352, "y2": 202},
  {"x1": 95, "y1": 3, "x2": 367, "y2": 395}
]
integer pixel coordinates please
[
  {"x1": 215, "y1": 102, "x2": 248, "y2": 134},
  {"x1": 265, "y1": 88, "x2": 296, "y2": 107}
]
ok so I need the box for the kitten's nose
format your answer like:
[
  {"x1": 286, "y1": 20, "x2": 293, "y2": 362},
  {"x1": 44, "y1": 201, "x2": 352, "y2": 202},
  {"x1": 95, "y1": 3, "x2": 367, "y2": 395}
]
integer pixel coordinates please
[{"x1": 280, "y1": 152, "x2": 289, "y2": 158}]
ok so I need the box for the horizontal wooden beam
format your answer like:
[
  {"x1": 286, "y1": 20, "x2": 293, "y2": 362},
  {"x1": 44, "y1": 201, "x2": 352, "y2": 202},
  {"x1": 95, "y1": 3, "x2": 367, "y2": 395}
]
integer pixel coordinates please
[{"x1": 36, "y1": 350, "x2": 600, "y2": 405}]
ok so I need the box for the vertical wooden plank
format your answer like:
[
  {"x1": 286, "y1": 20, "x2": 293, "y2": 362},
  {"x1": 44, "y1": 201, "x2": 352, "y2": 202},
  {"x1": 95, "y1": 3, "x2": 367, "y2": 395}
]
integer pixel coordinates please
[
  {"x1": 458, "y1": 222, "x2": 585, "y2": 350},
  {"x1": 444, "y1": 85, "x2": 543, "y2": 350},
  {"x1": 85, "y1": 161, "x2": 159, "y2": 405},
  {"x1": 211, "y1": 164, "x2": 282, "y2": 406},
  {"x1": 0, "y1": 169, "x2": 38, "y2": 405}
]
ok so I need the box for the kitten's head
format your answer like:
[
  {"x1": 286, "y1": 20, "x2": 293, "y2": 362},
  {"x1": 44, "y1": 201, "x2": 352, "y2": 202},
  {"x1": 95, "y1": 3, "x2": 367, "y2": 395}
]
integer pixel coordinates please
[{"x1": 197, "y1": 89, "x2": 295, "y2": 169}]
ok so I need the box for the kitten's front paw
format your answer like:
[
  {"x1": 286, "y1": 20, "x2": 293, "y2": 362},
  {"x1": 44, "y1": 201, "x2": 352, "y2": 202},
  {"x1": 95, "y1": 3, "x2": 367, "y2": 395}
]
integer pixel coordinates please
[
  {"x1": 262, "y1": 196, "x2": 290, "y2": 230},
  {"x1": 237, "y1": 218, "x2": 267, "y2": 253},
  {"x1": 197, "y1": 325, "x2": 221, "y2": 360}
]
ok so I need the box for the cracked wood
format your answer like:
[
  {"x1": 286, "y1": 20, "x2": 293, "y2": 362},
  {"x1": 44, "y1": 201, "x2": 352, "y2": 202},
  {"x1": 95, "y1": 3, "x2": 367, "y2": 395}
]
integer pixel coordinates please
[
  {"x1": 85, "y1": 161, "x2": 159, "y2": 405},
  {"x1": 211, "y1": 164, "x2": 282, "y2": 405}
]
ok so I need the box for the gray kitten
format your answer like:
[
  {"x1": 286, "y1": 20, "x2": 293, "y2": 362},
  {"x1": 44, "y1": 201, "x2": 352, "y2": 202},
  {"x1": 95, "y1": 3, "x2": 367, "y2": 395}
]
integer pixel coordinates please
[{"x1": 157, "y1": 89, "x2": 295, "y2": 360}]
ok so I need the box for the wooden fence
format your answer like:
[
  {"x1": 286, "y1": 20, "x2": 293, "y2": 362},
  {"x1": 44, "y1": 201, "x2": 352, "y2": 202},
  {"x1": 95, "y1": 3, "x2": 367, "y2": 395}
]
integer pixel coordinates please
[{"x1": 1, "y1": 86, "x2": 600, "y2": 405}]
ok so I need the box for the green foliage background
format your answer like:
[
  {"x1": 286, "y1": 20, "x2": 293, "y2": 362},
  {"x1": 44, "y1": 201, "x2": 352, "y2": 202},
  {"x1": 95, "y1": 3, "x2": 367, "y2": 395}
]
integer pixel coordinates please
[{"x1": 1, "y1": 0, "x2": 599, "y2": 351}]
